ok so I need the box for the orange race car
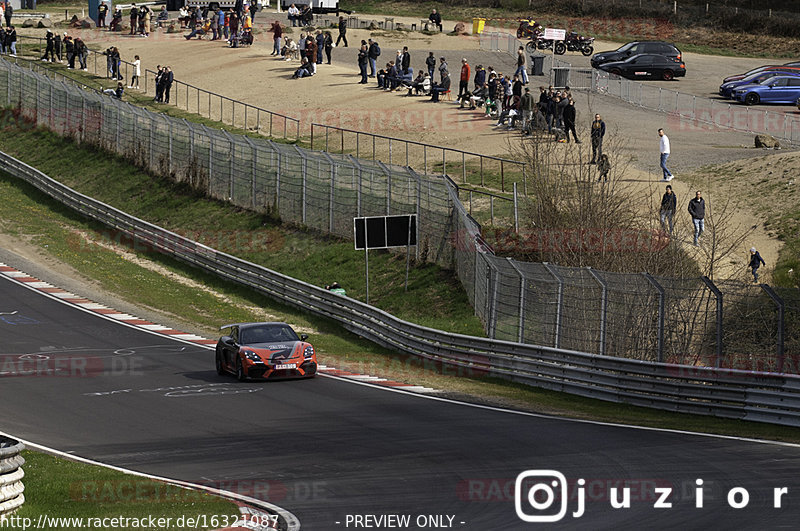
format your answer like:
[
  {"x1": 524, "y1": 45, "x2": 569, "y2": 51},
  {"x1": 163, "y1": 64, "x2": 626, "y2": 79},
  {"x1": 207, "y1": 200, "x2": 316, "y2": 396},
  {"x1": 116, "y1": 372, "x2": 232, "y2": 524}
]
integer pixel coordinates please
[{"x1": 215, "y1": 322, "x2": 317, "y2": 381}]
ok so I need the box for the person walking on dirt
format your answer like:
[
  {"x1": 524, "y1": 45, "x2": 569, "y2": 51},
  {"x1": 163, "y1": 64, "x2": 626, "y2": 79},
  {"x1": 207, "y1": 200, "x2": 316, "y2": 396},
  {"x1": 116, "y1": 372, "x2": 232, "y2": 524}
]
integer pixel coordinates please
[
  {"x1": 41, "y1": 30, "x2": 55, "y2": 62},
  {"x1": 589, "y1": 114, "x2": 605, "y2": 164},
  {"x1": 336, "y1": 16, "x2": 348, "y2": 47},
  {"x1": 659, "y1": 184, "x2": 676, "y2": 233},
  {"x1": 438, "y1": 56, "x2": 448, "y2": 83},
  {"x1": 357, "y1": 42, "x2": 368, "y2": 83},
  {"x1": 749, "y1": 247, "x2": 766, "y2": 283},
  {"x1": 688, "y1": 190, "x2": 705, "y2": 246},
  {"x1": 659, "y1": 128, "x2": 674, "y2": 181},
  {"x1": 367, "y1": 39, "x2": 381, "y2": 77},
  {"x1": 270, "y1": 20, "x2": 282, "y2": 55}
]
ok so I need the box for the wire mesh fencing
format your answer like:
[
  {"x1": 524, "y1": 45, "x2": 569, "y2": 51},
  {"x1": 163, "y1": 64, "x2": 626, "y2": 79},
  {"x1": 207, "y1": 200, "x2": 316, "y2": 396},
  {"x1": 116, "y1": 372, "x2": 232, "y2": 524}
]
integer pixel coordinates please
[{"x1": 2, "y1": 56, "x2": 799, "y2": 374}]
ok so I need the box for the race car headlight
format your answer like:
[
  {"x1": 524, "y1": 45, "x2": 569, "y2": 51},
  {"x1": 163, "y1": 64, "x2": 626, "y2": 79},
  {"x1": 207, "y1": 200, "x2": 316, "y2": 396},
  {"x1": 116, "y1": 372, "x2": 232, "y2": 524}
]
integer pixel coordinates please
[
  {"x1": 303, "y1": 345, "x2": 315, "y2": 358},
  {"x1": 243, "y1": 350, "x2": 262, "y2": 362}
]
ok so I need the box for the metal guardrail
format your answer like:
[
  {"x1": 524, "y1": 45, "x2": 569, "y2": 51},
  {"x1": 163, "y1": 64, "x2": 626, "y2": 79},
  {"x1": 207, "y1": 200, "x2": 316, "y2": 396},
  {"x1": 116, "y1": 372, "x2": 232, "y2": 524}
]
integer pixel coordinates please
[
  {"x1": 310, "y1": 123, "x2": 528, "y2": 193},
  {"x1": 0, "y1": 437, "x2": 25, "y2": 519},
  {"x1": 4, "y1": 150, "x2": 800, "y2": 428}
]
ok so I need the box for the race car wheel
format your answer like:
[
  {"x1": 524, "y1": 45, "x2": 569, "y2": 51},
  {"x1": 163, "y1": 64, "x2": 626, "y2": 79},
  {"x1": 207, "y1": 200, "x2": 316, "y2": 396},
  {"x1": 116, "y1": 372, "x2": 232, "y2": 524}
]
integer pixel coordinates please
[
  {"x1": 236, "y1": 357, "x2": 247, "y2": 381},
  {"x1": 215, "y1": 350, "x2": 225, "y2": 376},
  {"x1": 745, "y1": 92, "x2": 760, "y2": 106},
  {"x1": 554, "y1": 41, "x2": 566, "y2": 55},
  {"x1": 662, "y1": 69, "x2": 674, "y2": 81}
]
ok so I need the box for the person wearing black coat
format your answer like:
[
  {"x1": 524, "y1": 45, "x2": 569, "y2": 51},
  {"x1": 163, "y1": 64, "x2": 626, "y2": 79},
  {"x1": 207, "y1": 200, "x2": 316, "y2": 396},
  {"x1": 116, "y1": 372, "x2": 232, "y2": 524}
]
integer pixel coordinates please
[
  {"x1": 54, "y1": 33, "x2": 62, "y2": 62},
  {"x1": 154, "y1": 65, "x2": 164, "y2": 102},
  {"x1": 336, "y1": 16, "x2": 347, "y2": 47},
  {"x1": 659, "y1": 184, "x2": 676, "y2": 233},
  {"x1": 562, "y1": 98, "x2": 579, "y2": 143},
  {"x1": 315, "y1": 31, "x2": 324, "y2": 64},
  {"x1": 688, "y1": 190, "x2": 705, "y2": 245},
  {"x1": 41, "y1": 30, "x2": 55, "y2": 62},
  {"x1": 428, "y1": 9, "x2": 442, "y2": 32},
  {"x1": 4, "y1": 4, "x2": 12, "y2": 29},
  {"x1": 323, "y1": 31, "x2": 333, "y2": 64},
  {"x1": 357, "y1": 43, "x2": 368, "y2": 84},
  {"x1": 65, "y1": 36, "x2": 75, "y2": 69},
  {"x1": 6, "y1": 25, "x2": 16, "y2": 56},
  {"x1": 425, "y1": 52, "x2": 436, "y2": 79},
  {"x1": 163, "y1": 66, "x2": 174, "y2": 103},
  {"x1": 400, "y1": 46, "x2": 410, "y2": 75}
]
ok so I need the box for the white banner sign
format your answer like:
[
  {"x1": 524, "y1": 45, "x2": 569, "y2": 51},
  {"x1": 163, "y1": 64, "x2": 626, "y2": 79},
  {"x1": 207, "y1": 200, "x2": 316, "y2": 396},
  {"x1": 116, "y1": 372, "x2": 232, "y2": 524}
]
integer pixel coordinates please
[{"x1": 543, "y1": 28, "x2": 566, "y2": 40}]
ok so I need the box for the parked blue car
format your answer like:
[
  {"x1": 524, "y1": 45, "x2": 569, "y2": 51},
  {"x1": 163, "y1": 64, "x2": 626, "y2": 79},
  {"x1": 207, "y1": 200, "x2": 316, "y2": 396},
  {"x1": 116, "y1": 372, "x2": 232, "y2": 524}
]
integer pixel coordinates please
[
  {"x1": 719, "y1": 70, "x2": 800, "y2": 99},
  {"x1": 733, "y1": 76, "x2": 800, "y2": 105}
]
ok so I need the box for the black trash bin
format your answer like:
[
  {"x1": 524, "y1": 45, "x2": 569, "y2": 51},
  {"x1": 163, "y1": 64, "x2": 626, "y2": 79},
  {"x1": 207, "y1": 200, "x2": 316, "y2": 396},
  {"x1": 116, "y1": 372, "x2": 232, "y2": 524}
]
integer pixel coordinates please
[
  {"x1": 553, "y1": 68, "x2": 570, "y2": 88},
  {"x1": 530, "y1": 54, "x2": 545, "y2": 76}
]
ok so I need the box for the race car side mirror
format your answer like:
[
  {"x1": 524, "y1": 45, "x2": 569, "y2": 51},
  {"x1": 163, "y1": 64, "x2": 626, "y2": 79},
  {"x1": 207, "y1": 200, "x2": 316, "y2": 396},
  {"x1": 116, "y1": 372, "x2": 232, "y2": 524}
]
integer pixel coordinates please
[
  {"x1": 222, "y1": 336, "x2": 236, "y2": 346},
  {"x1": 300, "y1": 334, "x2": 309, "y2": 341}
]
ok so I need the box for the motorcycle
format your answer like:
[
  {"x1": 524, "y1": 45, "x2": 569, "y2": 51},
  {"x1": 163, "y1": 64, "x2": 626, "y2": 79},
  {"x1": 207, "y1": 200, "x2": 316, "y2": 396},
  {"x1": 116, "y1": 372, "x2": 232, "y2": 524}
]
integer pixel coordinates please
[
  {"x1": 524, "y1": 30, "x2": 553, "y2": 53},
  {"x1": 516, "y1": 19, "x2": 539, "y2": 39},
  {"x1": 557, "y1": 31, "x2": 594, "y2": 56}
]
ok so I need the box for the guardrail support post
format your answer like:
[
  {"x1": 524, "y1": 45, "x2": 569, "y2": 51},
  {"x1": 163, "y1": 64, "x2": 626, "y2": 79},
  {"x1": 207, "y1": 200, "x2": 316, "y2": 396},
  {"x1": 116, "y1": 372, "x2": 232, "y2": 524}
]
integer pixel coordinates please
[
  {"x1": 487, "y1": 261, "x2": 499, "y2": 339},
  {"x1": 701, "y1": 275, "x2": 724, "y2": 368},
  {"x1": 644, "y1": 273, "x2": 665, "y2": 363},
  {"x1": 760, "y1": 284, "x2": 785, "y2": 372},
  {"x1": 543, "y1": 263, "x2": 564, "y2": 349},
  {"x1": 513, "y1": 182, "x2": 519, "y2": 234}
]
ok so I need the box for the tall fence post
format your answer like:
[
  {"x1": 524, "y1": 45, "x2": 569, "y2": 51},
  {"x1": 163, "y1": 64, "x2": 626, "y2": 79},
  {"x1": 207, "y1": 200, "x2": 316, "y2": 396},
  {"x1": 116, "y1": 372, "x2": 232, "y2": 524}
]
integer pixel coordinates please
[
  {"x1": 513, "y1": 182, "x2": 519, "y2": 234},
  {"x1": 701, "y1": 276, "x2": 724, "y2": 368},
  {"x1": 486, "y1": 261, "x2": 498, "y2": 339},
  {"x1": 243, "y1": 137, "x2": 257, "y2": 210},
  {"x1": 543, "y1": 263, "x2": 564, "y2": 349},
  {"x1": 761, "y1": 284, "x2": 785, "y2": 372},
  {"x1": 508, "y1": 258, "x2": 526, "y2": 343},
  {"x1": 644, "y1": 273, "x2": 665, "y2": 363},
  {"x1": 588, "y1": 268, "x2": 608, "y2": 357}
]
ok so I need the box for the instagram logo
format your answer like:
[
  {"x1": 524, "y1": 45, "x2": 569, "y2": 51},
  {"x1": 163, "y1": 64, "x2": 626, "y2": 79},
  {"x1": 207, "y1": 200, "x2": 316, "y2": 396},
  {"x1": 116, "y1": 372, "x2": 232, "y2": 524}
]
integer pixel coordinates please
[{"x1": 514, "y1": 470, "x2": 570, "y2": 523}]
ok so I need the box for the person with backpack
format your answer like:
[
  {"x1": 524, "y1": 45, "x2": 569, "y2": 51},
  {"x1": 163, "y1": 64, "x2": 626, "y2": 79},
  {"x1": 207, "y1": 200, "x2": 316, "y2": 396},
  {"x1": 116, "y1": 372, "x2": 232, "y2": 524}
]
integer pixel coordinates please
[
  {"x1": 368, "y1": 39, "x2": 380, "y2": 77},
  {"x1": 336, "y1": 16, "x2": 347, "y2": 47}
]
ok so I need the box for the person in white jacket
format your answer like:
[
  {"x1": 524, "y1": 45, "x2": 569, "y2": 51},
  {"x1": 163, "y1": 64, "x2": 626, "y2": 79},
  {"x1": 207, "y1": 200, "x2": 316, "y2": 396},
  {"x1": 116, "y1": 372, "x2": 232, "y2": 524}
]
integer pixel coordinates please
[
  {"x1": 129, "y1": 55, "x2": 141, "y2": 89},
  {"x1": 659, "y1": 128, "x2": 674, "y2": 181}
]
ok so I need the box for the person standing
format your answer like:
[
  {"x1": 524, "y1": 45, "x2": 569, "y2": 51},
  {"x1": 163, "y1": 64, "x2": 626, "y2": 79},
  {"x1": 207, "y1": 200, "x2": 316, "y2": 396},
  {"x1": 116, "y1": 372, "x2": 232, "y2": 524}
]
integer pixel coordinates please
[
  {"x1": 438, "y1": 56, "x2": 448, "y2": 83},
  {"x1": 41, "y1": 30, "x2": 55, "y2": 62},
  {"x1": 357, "y1": 42, "x2": 368, "y2": 84},
  {"x1": 163, "y1": 66, "x2": 174, "y2": 103},
  {"x1": 400, "y1": 46, "x2": 411, "y2": 75},
  {"x1": 514, "y1": 46, "x2": 528, "y2": 84},
  {"x1": 154, "y1": 65, "x2": 164, "y2": 102},
  {"x1": 563, "y1": 98, "x2": 579, "y2": 143},
  {"x1": 129, "y1": 55, "x2": 141, "y2": 89},
  {"x1": 589, "y1": 113, "x2": 605, "y2": 164},
  {"x1": 97, "y1": 2, "x2": 108, "y2": 28},
  {"x1": 6, "y1": 25, "x2": 15, "y2": 56},
  {"x1": 367, "y1": 39, "x2": 381, "y2": 77},
  {"x1": 688, "y1": 190, "x2": 705, "y2": 246},
  {"x1": 659, "y1": 128, "x2": 674, "y2": 181},
  {"x1": 4, "y1": 3, "x2": 11, "y2": 29},
  {"x1": 520, "y1": 87, "x2": 534, "y2": 133},
  {"x1": 336, "y1": 16, "x2": 347, "y2": 47},
  {"x1": 129, "y1": 4, "x2": 138, "y2": 35},
  {"x1": 315, "y1": 30, "x2": 324, "y2": 64},
  {"x1": 54, "y1": 32, "x2": 62, "y2": 62},
  {"x1": 659, "y1": 184, "x2": 676, "y2": 234},
  {"x1": 749, "y1": 247, "x2": 766, "y2": 283},
  {"x1": 323, "y1": 31, "x2": 333, "y2": 65},
  {"x1": 458, "y1": 58, "x2": 470, "y2": 99},
  {"x1": 270, "y1": 20, "x2": 282, "y2": 55},
  {"x1": 64, "y1": 36, "x2": 75, "y2": 69},
  {"x1": 425, "y1": 52, "x2": 436, "y2": 80}
]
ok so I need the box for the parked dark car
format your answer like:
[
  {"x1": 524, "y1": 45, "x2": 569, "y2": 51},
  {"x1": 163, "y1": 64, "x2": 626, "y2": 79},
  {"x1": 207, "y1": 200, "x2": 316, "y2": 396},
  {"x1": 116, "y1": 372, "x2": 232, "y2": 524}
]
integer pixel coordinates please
[
  {"x1": 597, "y1": 54, "x2": 686, "y2": 81},
  {"x1": 719, "y1": 70, "x2": 800, "y2": 99},
  {"x1": 722, "y1": 63, "x2": 800, "y2": 84},
  {"x1": 590, "y1": 41, "x2": 682, "y2": 69}
]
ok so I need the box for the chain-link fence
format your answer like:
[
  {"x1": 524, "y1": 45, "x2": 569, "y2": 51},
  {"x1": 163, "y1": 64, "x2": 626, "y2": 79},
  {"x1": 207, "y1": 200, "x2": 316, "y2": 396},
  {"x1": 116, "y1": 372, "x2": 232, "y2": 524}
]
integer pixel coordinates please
[{"x1": 2, "y1": 56, "x2": 798, "y2": 374}]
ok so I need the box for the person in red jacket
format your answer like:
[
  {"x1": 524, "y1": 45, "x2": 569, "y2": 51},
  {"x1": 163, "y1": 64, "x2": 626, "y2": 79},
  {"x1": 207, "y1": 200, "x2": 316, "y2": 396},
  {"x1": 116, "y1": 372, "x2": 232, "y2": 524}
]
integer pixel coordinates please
[{"x1": 459, "y1": 58, "x2": 470, "y2": 99}]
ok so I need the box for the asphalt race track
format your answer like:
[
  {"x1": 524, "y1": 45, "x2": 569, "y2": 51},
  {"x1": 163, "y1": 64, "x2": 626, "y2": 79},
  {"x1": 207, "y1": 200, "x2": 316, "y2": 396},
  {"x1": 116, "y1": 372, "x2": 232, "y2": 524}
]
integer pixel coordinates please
[{"x1": 2, "y1": 273, "x2": 800, "y2": 530}]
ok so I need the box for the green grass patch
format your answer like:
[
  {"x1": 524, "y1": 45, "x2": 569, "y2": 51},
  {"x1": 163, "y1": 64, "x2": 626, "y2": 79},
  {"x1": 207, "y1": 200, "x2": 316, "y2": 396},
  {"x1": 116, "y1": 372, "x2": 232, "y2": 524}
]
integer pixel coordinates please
[
  {"x1": 2, "y1": 125, "x2": 800, "y2": 441},
  {"x1": 17, "y1": 450, "x2": 240, "y2": 531}
]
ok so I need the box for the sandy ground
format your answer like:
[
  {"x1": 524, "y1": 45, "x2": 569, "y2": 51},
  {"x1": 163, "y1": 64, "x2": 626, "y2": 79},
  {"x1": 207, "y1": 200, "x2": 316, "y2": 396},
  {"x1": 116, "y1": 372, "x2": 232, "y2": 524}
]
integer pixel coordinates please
[{"x1": 16, "y1": 17, "x2": 800, "y2": 281}]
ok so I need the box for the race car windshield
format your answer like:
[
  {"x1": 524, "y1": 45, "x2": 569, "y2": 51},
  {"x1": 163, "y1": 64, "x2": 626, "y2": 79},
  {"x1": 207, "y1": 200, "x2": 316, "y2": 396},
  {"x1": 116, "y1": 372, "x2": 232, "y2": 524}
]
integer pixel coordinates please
[{"x1": 241, "y1": 325, "x2": 300, "y2": 344}]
